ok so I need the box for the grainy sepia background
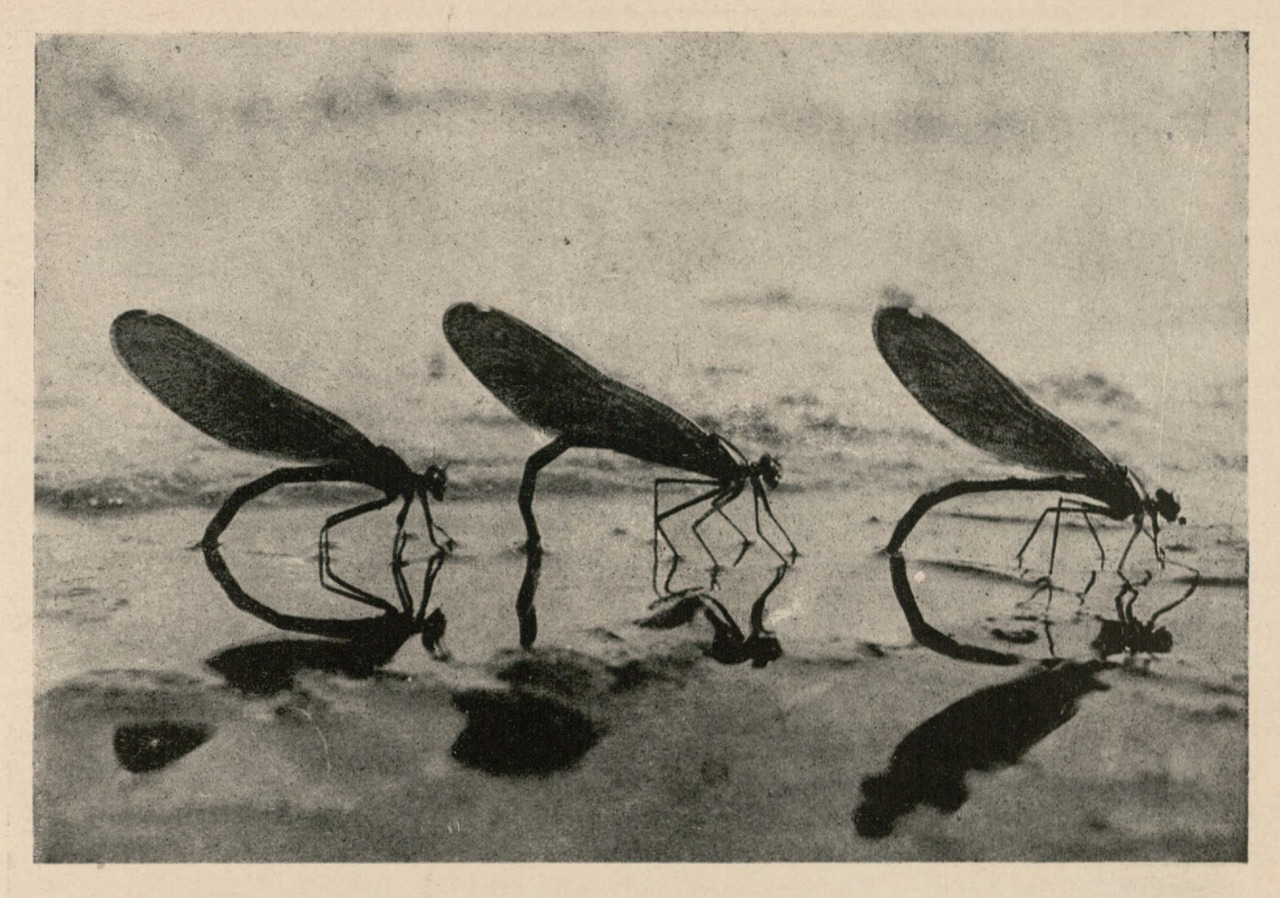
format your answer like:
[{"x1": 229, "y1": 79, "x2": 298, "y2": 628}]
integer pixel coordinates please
[{"x1": 7, "y1": 6, "x2": 1269, "y2": 895}]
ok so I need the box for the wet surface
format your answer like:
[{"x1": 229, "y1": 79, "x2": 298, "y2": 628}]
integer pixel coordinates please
[{"x1": 33, "y1": 492, "x2": 1246, "y2": 861}]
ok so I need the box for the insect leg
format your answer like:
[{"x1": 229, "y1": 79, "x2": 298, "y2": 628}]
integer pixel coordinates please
[
  {"x1": 1018, "y1": 499, "x2": 1110, "y2": 574},
  {"x1": 660, "y1": 552, "x2": 686, "y2": 597},
  {"x1": 390, "y1": 530, "x2": 414, "y2": 616},
  {"x1": 1147, "y1": 561, "x2": 1201, "y2": 626},
  {"x1": 652, "y1": 546, "x2": 702, "y2": 600},
  {"x1": 318, "y1": 493, "x2": 404, "y2": 614},
  {"x1": 1015, "y1": 507, "x2": 1056, "y2": 567},
  {"x1": 1114, "y1": 579, "x2": 1137, "y2": 623},
  {"x1": 1048, "y1": 498, "x2": 1066, "y2": 575},
  {"x1": 1080, "y1": 511, "x2": 1105, "y2": 566},
  {"x1": 750, "y1": 480, "x2": 797, "y2": 565},
  {"x1": 1080, "y1": 569, "x2": 1098, "y2": 599},
  {"x1": 654, "y1": 478, "x2": 723, "y2": 559},
  {"x1": 413, "y1": 548, "x2": 449, "y2": 623},
  {"x1": 202, "y1": 463, "x2": 400, "y2": 614},
  {"x1": 1043, "y1": 618, "x2": 1057, "y2": 658},
  {"x1": 516, "y1": 540, "x2": 543, "y2": 649},
  {"x1": 519, "y1": 436, "x2": 572, "y2": 552},
  {"x1": 1019, "y1": 576, "x2": 1055, "y2": 610},
  {"x1": 885, "y1": 474, "x2": 1090, "y2": 554},
  {"x1": 1146, "y1": 515, "x2": 1168, "y2": 569},
  {"x1": 714, "y1": 505, "x2": 753, "y2": 564},
  {"x1": 418, "y1": 490, "x2": 456, "y2": 553},
  {"x1": 700, "y1": 593, "x2": 753, "y2": 665},
  {"x1": 415, "y1": 548, "x2": 451, "y2": 658},
  {"x1": 653, "y1": 480, "x2": 723, "y2": 595},
  {"x1": 202, "y1": 465, "x2": 342, "y2": 551},
  {"x1": 203, "y1": 538, "x2": 408, "y2": 647},
  {"x1": 1115, "y1": 517, "x2": 1146, "y2": 574},
  {"x1": 689, "y1": 482, "x2": 745, "y2": 572},
  {"x1": 743, "y1": 564, "x2": 789, "y2": 666}
]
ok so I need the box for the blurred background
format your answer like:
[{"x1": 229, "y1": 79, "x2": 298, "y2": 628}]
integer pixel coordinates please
[{"x1": 35, "y1": 33, "x2": 1246, "y2": 529}]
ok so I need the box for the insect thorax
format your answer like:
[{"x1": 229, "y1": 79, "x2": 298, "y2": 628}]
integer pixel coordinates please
[
  {"x1": 365, "y1": 445, "x2": 415, "y2": 495},
  {"x1": 1121, "y1": 468, "x2": 1183, "y2": 526}
]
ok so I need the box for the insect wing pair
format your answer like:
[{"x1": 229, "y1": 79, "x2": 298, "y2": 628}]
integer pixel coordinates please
[{"x1": 872, "y1": 303, "x2": 1184, "y2": 573}]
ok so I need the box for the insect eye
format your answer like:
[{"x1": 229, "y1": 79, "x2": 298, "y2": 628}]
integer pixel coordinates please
[
  {"x1": 756, "y1": 455, "x2": 782, "y2": 488},
  {"x1": 425, "y1": 467, "x2": 448, "y2": 500},
  {"x1": 1154, "y1": 488, "x2": 1181, "y2": 522}
]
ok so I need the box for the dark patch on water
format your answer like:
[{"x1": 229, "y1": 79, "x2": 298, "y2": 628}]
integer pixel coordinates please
[
  {"x1": 205, "y1": 638, "x2": 410, "y2": 697},
  {"x1": 313, "y1": 73, "x2": 404, "y2": 122},
  {"x1": 853, "y1": 660, "x2": 1109, "y2": 839},
  {"x1": 700, "y1": 756, "x2": 731, "y2": 786},
  {"x1": 493, "y1": 637, "x2": 699, "y2": 698},
  {"x1": 990, "y1": 627, "x2": 1039, "y2": 645},
  {"x1": 113, "y1": 720, "x2": 215, "y2": 773},
  {"x1": 449, "y1": 689, "x2": 601, "y2": 776},
  {"x1": 585, "y1": 627, "x2": 625, "y2": 643},
  {"x1": 494, "y1": 650, "x2": 609, "y2": 700},
  {"x1": 607, "y1": 657, "x2": 679, "y2": 693},
  {"x1": 1185, "y1": 574, "x2": 1248, "y2": 588},
  {"x1": 635, "y1": 593, "x2": 705, "y2": 630}
]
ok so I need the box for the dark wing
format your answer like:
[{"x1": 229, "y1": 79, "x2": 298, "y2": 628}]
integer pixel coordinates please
[
  {"x1": 443, "y1": 303, "x2": 730, "y2": 479},
  {"x1": 111, "y1": 310, "x2": 379, "y2": 465},
  {"x1": 872, "y1": 305, "x2": 1120, "y2": 481}
]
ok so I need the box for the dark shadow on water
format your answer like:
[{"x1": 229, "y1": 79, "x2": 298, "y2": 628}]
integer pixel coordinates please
[
  {"x1": 635, "y1": 563, "x2": 791, "y2": 668},
  {"x1": 887, "y1": 553, "x2": 1197, "y2": 665},
  {"x1": 204, "y1": 637, "x2": 415, "y2": 696},
  {"x1": 113, "y1": 721, "x2": 216, "y2": 773},
  {"x1": 450, "y1": 689, "x2": 601, "y2": 776},
  {"x1": 1089, "y1": 569, "x2": 1198, "y2": 658},
  {"x1": 635, "y1": 591, "x2": 706, "y2": 630},
  {"x1": 859, "y1": 553, "x2": 1201, "y2": 838},
  {"x1": 887, "y1": 553, "x2": 1022, "y2": 666},
  {"x1": 853, "y1": 659, "x2": 1109, "y2": 839},
  {"x1": 201, "y1": 542, "x2": 450, "y2": 695}
]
